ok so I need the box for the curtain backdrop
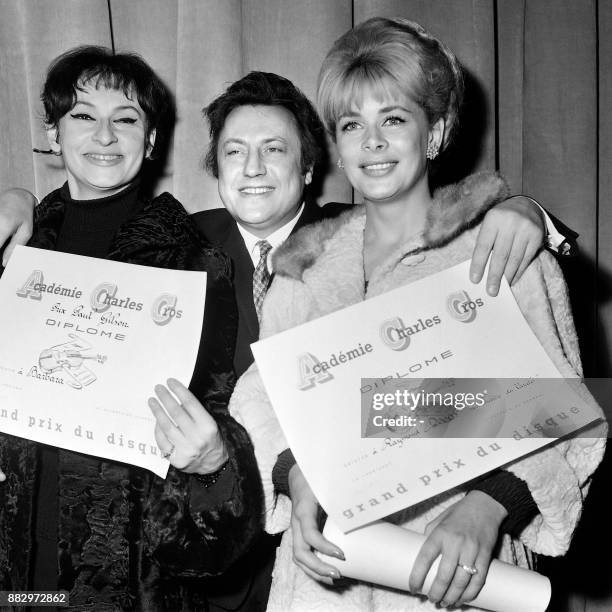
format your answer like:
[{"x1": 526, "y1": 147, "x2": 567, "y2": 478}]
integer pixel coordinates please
[{"x1": 0, "y1": 2, "x2": 609, "y2": 609}]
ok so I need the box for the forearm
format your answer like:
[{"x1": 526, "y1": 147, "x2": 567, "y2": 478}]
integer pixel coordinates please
[
  {"x1": 0, "y1": 188, "x2": 36, "y2": 264},
  {"x1": 0, "y1": 187, "x2": 37, "y2": 208}
]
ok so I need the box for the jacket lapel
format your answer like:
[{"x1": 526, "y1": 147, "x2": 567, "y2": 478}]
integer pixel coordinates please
[{"x1": 219, "y1": 222, "x2": 259, "y2": 376}]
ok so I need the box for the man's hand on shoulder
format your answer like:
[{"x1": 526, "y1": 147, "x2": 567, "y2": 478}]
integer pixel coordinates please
[
  {"x1": 0, "y1": 188, "x2": 36, "y2": 266},
  {"x1": 470, "y1": 195, "x2": 545, "y2": 296}
]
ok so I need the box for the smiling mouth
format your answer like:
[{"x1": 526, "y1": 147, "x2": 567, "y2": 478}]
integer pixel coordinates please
[
  {"x1": 239, "y1": 186, "x2": 274, "y2": 195},
  {"x1": 85, "y1": 153, "x2": 123, "y2": 162},
  {"x1": 361, "y1": 162, "x2": 397, "y2": 171}
]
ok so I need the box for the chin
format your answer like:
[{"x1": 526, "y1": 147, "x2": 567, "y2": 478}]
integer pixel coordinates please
[
  {"x1": 240, "y1": 206, "x2": 276, "y2": 222},
  {"x1": 363, "y1": 190, "x2": 399, "y2": 202},
  {"x1": 86, "y1": 173, "x2": 125, "y2": 186}
]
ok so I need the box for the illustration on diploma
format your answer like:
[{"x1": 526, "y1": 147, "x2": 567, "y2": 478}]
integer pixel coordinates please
[{"x1": 38, "y1": 334, "x2": 107, "y2": 389}]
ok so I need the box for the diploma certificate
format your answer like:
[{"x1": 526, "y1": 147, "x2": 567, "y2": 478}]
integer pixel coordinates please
[
  {"x1": 252, "y1": 260, "x2": 602, "y2": 531},
  {"x1": 0, "y1": 246, "x2": 207, "y2": 478}
]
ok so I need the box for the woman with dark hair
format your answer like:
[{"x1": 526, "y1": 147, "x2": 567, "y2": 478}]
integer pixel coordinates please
[
  {"x1": 0, "y1": 46, "x2": 262, "y2": 610},
  {"x1": 229, "y1": 17, "x2": 606, "y2": 611}
]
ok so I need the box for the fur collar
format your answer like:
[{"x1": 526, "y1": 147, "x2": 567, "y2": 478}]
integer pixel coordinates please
[{"x1": 274, "y1": 171, "x2": 508, "y2": 280}]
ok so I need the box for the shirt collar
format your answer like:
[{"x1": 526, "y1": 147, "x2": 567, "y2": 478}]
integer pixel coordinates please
[{"x1": 236, "y1": 202, "x2": 305, "y2": 271}]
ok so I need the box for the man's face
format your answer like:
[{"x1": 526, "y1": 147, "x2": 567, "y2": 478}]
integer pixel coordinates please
[{"x1": 217, "y1": 104, "x2": 312, "y2": 238}]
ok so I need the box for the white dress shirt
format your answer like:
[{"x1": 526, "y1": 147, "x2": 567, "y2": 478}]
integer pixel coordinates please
[{"x1": 236, "y1": 202, "x2": 305, "y2": 273}]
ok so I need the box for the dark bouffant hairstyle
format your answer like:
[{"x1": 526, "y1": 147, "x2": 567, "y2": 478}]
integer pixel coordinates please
[
  {"x1": 203, "y1": 71, "x2": 327, "y2": 178},
  {"x1": 42, "y1": 45, "x2": 174, "y2": 159}
]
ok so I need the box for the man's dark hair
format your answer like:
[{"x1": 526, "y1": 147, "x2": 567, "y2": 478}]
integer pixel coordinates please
[
  {"x1": 42, "y1": 45, "x2": 174, "y2": 159},
  {"x1": 203, "y1": 71, "x2": 328, "y2": 178}
]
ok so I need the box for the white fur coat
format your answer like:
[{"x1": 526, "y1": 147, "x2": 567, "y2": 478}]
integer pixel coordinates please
[{"x1": 229, "y1": 172, "x2": 606, "y2": 611}]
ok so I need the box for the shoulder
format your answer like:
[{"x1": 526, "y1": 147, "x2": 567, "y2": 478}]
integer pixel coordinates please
[
  {"x1": 37, "y1": 187, "x2": 63, "y2": 207},
  {"x1": 116, "y1": 193, "x2": 233, "y2": 280},
  {"x1": 141, "y1": 191, "x2": 190, "y2": 222},
  {"x1": 320, "y1": 202, "x2": 353, "y2": 218},
  {"x1": 423, "y1": 171, "x2": 509, "y2": 249},
  {"x1": 190, "y1": 207, "x2": 235, "y2": 244},
  {"x1": 297, "y1": 199, "x2": 351, "y2": 227},
  {"x1": 29, "y1": 188, "x2": 66, "y2": 250},
  {"x1": 513, "y1": 248, "x2": 568, "y2": 311},
  {"x1": 273, "y1": 207, "x2": 363, "y2": 281},
  {"x1": 133, "y1": 192, "x2": 202, "y2": 246},
  {"x1": 34, "y1": 188, "x2": 64, "y2": 223}
]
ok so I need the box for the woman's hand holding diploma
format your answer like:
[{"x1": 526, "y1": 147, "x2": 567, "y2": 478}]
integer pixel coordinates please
[
  {"x1": 409, "y1": 490, "x2": 508, "y2": 608},
  {"x1": 288, "y1": 463, "x2": 345, "y2": 585},
  {"x1": 148, "y1": 378, "x2": 228, "y2": 475}
]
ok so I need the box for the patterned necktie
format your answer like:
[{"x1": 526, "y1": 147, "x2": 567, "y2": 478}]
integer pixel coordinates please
[{"x1": 253, "y1": 239, "x2": 273, "y2": 322}]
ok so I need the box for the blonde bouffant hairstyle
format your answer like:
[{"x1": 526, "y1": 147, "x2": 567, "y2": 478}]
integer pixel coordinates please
[{"x1": 317, "y1": 17, "x2": 464, "y2": 152}]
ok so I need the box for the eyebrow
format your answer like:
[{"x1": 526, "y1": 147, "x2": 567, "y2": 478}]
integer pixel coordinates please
[
  {"x1": 340, "y1": 105, "x2": 412, "y2": 118},
  {"x1": 72, "y1": 100, "x2": 142, "y2": 115},
  {"x1": 222, "y1": 136, "x2": 288, "y2": 145}
]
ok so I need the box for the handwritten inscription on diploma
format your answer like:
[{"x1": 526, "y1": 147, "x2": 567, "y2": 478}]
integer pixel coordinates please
[
  {"x1": 0, "y1": 246, "x2": 206, "y2": 478},
  {"x1": 251, "y1": 260, "x2": 602, "y2": 532}
]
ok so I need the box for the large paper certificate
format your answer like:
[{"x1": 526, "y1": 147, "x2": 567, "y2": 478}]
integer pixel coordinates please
[
  {"x1": 252, "y1": 260, "x2": 602, "y2": 531},
  {"x1": 0, "y1": 246, "x2": 207, "y2": 478}
]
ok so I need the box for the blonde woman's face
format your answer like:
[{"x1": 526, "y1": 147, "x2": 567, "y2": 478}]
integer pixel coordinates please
[{"x1": 335, "y1": 92, "x2": 442, "y2": 205}]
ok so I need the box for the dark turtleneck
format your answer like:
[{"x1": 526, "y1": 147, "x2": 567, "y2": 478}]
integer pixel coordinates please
[
  {"x1": 54, "y1": 179, "x2": 143, "y2": 258},
  {"x1": 33, "y1": 180, "x2": 143, "y2": 590}
]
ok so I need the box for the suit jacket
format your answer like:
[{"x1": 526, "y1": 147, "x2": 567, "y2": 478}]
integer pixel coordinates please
[{"x1": 192, "y1": 200, "x2": 350, "y2": 377}]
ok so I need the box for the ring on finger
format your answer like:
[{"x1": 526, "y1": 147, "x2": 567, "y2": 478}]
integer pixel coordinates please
[
  {"x1": 161, "y1": 444, "x2": 175, "y2": 460},
  {"x1": 457, "y1": 563, "x2": 478, "y2": 576}
]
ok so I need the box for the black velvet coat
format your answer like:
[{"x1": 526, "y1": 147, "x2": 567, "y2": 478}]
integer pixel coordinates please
[{"x1": 0, "y1": 189, "x2": 263, "y2": 611}]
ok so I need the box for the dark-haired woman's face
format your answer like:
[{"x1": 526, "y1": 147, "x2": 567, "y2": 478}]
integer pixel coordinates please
[{"x1": 47, "y1": 84, "x2": 155, "y2": 200}]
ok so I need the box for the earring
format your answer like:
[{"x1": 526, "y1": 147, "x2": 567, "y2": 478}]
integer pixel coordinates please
[
  {"x1": 336, "y1": 158, "x2": 344, "y2": 169},
  {"x1": 426, "y1": 141, "x2": 439, "y2": 160}
]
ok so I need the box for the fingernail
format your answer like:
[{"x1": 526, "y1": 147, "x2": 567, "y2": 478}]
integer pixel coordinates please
[
  {"x1": 328, "y1": 569, "x2": 341, "y2": 579},
  {"x1": 440, "y1": 601, "x2": 448, "y2": 608},
  {"x1": 332, "y1": 549, "x2": 345, "y2": 561},
  {"x1": 487, "y1": 285, "x2": 498, "y2": 296},
  {"x1": 470, "y1": 273, "x2": 478, "y2": 283}
]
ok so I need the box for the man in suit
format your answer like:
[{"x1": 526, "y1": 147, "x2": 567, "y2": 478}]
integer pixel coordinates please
[{"x1": 192, "y1": 198, "x2": 347, "y2": 377}]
